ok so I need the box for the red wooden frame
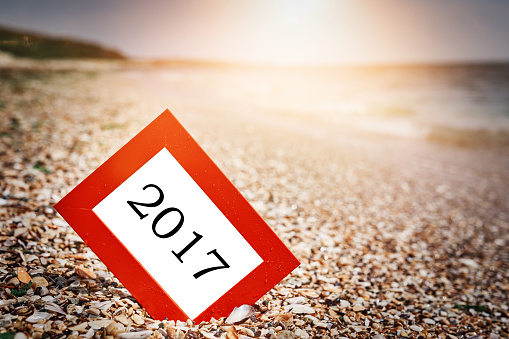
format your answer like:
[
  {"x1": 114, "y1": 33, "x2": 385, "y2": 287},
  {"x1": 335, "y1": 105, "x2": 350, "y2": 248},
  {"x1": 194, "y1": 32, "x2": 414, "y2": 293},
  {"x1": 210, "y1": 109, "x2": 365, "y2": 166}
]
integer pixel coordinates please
[{"x1": 55, "y1": 109, "x2": 300, "y2": 322}]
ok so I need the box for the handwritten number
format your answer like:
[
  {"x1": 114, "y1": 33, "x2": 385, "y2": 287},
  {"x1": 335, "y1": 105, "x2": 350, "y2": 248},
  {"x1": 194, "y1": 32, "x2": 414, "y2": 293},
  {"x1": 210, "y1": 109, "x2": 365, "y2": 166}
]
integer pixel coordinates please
[
  {"x1": 127, "y1": 184, "x2": 164, "y2": 219},
  {"x1": 193, "y1": 249, "x2": 230, "y2": 279}
]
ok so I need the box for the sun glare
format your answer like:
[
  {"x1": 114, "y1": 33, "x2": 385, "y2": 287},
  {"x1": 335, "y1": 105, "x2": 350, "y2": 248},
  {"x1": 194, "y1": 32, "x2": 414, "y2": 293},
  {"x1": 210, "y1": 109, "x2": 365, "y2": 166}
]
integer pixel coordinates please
[
  {"x1": 276, "y1": 0, "x2": 322, "y2": 25},
  {"x1": 240, "y1": 0, "x2": 360, "y2": 66}
]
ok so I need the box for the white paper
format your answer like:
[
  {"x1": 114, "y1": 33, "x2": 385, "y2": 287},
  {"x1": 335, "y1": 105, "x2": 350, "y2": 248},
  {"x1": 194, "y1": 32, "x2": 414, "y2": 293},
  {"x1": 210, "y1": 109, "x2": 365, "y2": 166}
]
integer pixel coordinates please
[{"x1": 93, "y1": 148, "x2": 263, "y2": 319}]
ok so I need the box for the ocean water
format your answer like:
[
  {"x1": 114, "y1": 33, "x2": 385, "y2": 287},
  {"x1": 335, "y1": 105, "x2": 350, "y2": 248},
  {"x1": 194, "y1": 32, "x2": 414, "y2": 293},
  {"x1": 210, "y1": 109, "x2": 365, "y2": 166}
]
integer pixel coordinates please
[
  {"x1": 319, "y1": 63, "x2": 509, "y2": 131},
  {"x1": 141, "y1": 62, "x2": 509, "y2": 145},
  {"x1": 247, "y1": 63, "x2": 509, "y2": 144}
]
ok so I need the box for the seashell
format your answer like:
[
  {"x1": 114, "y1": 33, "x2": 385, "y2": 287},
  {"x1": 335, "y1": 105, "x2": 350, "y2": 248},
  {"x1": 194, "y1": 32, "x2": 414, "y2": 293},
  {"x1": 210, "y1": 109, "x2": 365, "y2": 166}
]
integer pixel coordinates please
[
  {"x1": 35, "y1": 286, "x2": 49, "y2": 296},
  {"x1": 15, "y1": 306, "x2": 32, "y2": 316},
  {"x1": 44, "y1": 302, "x2": 67, "y2": 315},
  {"x1": 16, "y1": 267, "x2": 32, "y2": 284},
  {"x1": 13, "y1": 227, "x2": 28, "y2": 238},
  {"x1": 224, "y1": 304, "x2": 256, "y2": 325},
  {"x1": 0, "y1": 318, "x2": 12, "y2": 328},
  {"x1": 26, "y1": 254, "x2": 39, "y2": 261},
  {"x1": 84, "y1": 328, "x2": 95, "y2": 338},
  {"x1": 53, "y1": 320, "x2": 67, "y2": 331},
  {"x1": 26, "y1": 311, "x2": 52, "y2": 323},
  {"x1": 32, "y1": 277, "x2": 49, "y2": 288},
  {"x1": 69, "y1": 280, "x2": 81, "y2": 288},
  {"x1": 132, "y1": 314, "x2": 144, "y2": 325},
  {"x1": 298, "y1": 289, "x2": 320, "y2": 299},
  {"x1": 76, "y1": 266, "x2": 96, "y2": 279},
  {"x1": 92, "y1": 300, "x2": 113, "y2": 311},
  {"x1": 117, "y1": 330, "x2": 153, "y2": 339},
  {"x1": 88, "y1": 319, "x2": 114, "y2": 329},
  {"x1": 34, "y1": 299, "x2": 45, "y2": 309},
  {"x1": 114, "y1": 315, "x2": 130, "y2": 326},
  {"x1": 67, "y1": 253, "x2": 88, "y2": 260},
  {"x1": 86, "y1": 307, "x2": 100, "y2": 316},
  {"x1": 69, "y1": 322, "x2": 88, "y2": 332},
  {"x1": 225, "y1": 326, "x2": 239, "y2": 339},
  {"x1": 7, "y1": 277, "x2": 20, "y2": 286}
]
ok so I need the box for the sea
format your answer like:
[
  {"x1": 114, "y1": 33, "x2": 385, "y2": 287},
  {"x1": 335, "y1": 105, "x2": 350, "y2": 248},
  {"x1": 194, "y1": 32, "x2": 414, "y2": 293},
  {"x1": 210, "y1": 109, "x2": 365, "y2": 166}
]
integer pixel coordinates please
[
  {"x1": 318, "y1": 63, "x2": 509, "y2": 129},
  {"x1": 140, "y1": 61, "x2": 509, "y2": 146},
  {"x1": 299, "y1": 63, "x2": 509, "y2": 145}
]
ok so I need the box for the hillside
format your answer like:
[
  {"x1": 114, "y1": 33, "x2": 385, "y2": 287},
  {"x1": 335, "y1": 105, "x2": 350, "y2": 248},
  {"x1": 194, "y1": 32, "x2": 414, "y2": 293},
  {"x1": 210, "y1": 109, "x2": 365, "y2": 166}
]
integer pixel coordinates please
[{"x1": 0, "y1": 26, "x2": 125, "y2": 59}]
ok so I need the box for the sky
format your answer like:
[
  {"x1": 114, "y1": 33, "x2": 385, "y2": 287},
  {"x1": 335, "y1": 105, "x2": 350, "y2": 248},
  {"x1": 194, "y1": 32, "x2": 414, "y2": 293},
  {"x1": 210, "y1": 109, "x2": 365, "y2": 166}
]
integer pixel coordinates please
[{"x1": 1, "y1": 0, "x2": 509, "y2": 66}]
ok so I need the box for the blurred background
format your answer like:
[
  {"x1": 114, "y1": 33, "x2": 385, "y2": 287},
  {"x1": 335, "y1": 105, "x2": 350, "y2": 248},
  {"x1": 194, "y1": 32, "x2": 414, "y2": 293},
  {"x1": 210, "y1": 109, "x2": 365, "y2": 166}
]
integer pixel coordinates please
[
  {"x1": 1, "y1": 2, "x2": 509, "y2": 335},
  {"x1": 1, "y1": 0, "x2": 509, "y2": 146}
]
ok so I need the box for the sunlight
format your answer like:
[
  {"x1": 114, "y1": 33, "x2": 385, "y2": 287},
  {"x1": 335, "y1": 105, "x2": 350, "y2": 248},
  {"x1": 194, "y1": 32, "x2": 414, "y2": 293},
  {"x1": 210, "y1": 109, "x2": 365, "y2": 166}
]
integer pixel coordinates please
[
  {"x1": 244, "y1": 0, "x2": 337, "y2": 66},
  {"x1": 240, "y1": 0, "x2": 365, "y2": 66},
  {"x1": 275, "y1": 0, "x2": 322, "y2": 25}
]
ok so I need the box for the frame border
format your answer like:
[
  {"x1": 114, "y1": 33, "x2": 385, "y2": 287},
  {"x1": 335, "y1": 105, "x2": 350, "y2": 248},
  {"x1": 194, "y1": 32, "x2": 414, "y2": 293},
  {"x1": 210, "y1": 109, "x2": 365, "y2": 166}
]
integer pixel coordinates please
[{"x1": 55, "y1": 110, "x2": 300, "y2": 322}]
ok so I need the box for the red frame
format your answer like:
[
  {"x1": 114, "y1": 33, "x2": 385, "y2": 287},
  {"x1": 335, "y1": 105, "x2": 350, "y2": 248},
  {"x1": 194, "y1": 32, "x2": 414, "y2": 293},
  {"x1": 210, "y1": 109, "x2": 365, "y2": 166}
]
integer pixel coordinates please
[{"x1": 55, "y1": 110, "x2": 300, "y2": 322}]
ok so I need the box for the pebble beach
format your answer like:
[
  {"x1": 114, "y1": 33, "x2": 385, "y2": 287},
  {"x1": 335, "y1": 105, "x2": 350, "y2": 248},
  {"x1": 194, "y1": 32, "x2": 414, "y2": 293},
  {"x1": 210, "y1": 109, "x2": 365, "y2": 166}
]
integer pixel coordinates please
[{"x1": 0, "y1": 58, "x2": 508, "y2": 338}]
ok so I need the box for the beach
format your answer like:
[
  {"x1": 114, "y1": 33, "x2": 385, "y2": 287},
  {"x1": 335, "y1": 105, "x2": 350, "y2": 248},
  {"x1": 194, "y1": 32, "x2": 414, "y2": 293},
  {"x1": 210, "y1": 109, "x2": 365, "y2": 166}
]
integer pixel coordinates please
[{"x1": 0, "y1": 59, "x2": 508, "y2": 338}]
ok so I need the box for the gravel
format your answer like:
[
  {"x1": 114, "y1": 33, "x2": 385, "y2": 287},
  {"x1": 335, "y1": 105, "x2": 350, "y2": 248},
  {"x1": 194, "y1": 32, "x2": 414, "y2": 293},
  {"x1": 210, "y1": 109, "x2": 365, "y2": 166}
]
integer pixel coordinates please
[{"x1": 0, "y1": 59, "x2": 508, "y2": 338}]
